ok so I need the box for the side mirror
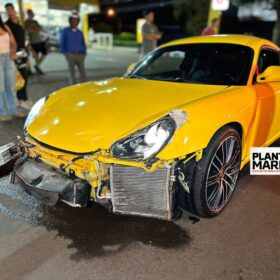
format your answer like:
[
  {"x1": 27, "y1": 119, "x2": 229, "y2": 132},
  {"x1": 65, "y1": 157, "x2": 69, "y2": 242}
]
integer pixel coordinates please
[
  {"x1": 257, "y1": 66, "x2": 280, "y2": 83},
  {"x1": 126, "y1": 63, "x2": 137, "y2": 75}
]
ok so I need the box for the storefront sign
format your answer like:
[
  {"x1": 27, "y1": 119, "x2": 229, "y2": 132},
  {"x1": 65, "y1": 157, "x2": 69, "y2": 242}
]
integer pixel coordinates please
[{"x1": 212, "y1": 0, "x2": 230, "y2": 11}]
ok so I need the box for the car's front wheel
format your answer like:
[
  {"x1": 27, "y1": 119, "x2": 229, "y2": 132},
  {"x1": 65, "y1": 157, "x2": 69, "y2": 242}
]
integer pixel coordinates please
[{"x1": 187, "y1": 127, "x2": 242, "y2": 218}]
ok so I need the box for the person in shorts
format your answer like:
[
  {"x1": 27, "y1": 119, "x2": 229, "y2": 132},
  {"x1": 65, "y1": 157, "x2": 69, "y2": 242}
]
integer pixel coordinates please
[{"x1": 25, "y1": 9, "x2": 47, "y2": 75}]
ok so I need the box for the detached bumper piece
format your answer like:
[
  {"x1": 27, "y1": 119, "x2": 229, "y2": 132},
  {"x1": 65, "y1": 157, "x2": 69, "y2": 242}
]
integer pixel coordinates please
[
  {"x1": 0, "y1": 143, "x2": 19, "y2": 176},
  {"x1": 14, "y1": 159, "x2": 91, "y2": 207},
  {"x1": 110, "y1": 165, "x2": 175, "y2": 220}
]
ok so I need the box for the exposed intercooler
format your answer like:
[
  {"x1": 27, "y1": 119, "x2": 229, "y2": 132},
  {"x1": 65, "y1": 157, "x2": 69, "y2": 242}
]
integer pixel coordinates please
[{"x1": 110, "y1": 165, "x2": 175, "y2": 220}]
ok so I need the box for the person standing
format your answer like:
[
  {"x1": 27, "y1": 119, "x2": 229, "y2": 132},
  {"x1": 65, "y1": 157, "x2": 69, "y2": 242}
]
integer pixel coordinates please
[
  {"x1": 59, "y1": 12, "x2": 87, "y2": 85},
  {"x1": 141, "y1": 10, "x2": 162, "y2": 56},
  {"x1": 201, "y1": 18, "x2": 220, "y2": 36},
  {"x1": 25, "y1": 9, "x2": 47, "y2": 75},
  {"x1": 5, "y1": 2, "x2": 32, "y2": 110},
  {"x1": 0, "y1": 15, "x2": 25, "y2": 121}
]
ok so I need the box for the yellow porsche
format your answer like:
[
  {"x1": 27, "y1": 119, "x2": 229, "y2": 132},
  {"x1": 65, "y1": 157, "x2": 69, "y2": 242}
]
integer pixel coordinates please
[{"x1": 2, "y1": 35, "x2": 280, "y2": 220}]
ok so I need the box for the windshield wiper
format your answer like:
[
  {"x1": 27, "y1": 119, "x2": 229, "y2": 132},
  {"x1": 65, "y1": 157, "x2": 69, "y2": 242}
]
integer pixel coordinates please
[{"x1": 128, "y1": 74, "x2": 147, "y2": 80}]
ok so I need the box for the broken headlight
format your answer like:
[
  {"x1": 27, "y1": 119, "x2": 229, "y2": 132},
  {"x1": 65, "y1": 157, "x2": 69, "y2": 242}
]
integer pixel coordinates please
[
  {"x1": 24, "y1": 96, "x2": 47, "y2": 129},
  {"x1": 111, "y1": 117, "x2": 176, "y2": 160}
]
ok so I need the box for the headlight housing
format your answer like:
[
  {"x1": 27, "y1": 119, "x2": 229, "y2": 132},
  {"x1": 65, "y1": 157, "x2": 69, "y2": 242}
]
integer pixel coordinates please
[
  {"x1": 111, "y1": 117, "x2": 177, "y2": 160},
  {"x1": 24, "y1": 96, "x2": 47, "y2": 129}
]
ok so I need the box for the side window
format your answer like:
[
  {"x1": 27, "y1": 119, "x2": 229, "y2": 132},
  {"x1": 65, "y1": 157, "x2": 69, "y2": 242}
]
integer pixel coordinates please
[{"x1": 258, "y1": 49, "x2": 280, "y2": 73}]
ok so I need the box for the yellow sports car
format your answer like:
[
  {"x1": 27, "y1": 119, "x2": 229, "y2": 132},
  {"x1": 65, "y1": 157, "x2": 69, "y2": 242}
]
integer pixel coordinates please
[{"x1": 1, "y1": 35, "x2": 280, "y2": 220}]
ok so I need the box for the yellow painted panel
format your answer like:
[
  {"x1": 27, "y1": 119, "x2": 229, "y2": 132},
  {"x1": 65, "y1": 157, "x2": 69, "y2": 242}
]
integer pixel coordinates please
[{"x1": 25, "y1": 35, "x2": 280, "y2": 173}]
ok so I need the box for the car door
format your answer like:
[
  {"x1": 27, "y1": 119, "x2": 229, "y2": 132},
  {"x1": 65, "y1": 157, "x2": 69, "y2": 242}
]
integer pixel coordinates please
[{"x1": 252, "y1": 47, "x2": 280, "y2": 146}]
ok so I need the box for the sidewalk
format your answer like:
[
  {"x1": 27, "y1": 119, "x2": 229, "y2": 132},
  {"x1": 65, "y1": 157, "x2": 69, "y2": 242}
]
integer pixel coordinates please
[{"x1": 0, "y1": 49, "x2": 139, "y2": 146}]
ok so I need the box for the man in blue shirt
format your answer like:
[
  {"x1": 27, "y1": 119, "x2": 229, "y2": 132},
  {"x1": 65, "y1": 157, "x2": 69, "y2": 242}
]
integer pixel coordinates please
[{"x1": 59, "y1": 12, "x2": 87, "y2": 84}]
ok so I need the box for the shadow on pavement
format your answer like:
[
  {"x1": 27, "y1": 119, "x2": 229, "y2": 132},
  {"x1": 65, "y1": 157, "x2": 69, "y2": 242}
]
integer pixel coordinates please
[
  {"x1": 0, "y1": 176, "x2": 190, "y2": 261},
  {"x1": 42, "y1": 202, "x2": 191, "y2": 261}
]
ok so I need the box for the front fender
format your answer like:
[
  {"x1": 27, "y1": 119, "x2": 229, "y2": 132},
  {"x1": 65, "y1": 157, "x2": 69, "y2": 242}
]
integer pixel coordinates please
[{"x1": 157, "y1": 86, "x2": 257, "y2": 161}]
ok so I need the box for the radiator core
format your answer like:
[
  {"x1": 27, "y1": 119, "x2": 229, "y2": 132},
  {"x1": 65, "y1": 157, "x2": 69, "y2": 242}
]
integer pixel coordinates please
[{"x1": 110, "y1": 165, "x2": 173, "y2": 220}]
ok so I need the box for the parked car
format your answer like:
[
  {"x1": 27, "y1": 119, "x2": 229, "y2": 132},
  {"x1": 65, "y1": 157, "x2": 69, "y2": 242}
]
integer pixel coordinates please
[
  {"x1": 1, "y1": 35, "x2": 280, "y2": 220},
  {"x1": 40, "y1": 26, "x2": 62, "y2": 51}
]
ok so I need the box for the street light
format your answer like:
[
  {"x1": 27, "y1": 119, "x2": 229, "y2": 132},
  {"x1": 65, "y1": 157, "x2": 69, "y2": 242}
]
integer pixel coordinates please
[{"x1": 107, "y1": 8, "x2": 116, "y2": 17}]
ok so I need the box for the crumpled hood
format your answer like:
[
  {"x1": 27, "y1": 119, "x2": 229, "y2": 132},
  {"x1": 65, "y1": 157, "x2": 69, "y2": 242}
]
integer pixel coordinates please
[{"x1": 27, "y1": 78, "x2": 227, "y2": 153}]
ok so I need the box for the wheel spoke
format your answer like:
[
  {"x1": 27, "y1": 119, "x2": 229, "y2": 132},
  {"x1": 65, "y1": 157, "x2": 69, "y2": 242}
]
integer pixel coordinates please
[
  {"x1": 224, "y1": 173, "x2": 238, "y2": 189},
  {"x1": 223, "y1": 178, "x2": 234, "y2": 192},
  {"x1": 214, "y1": 154, "x2": 223, "y2": 168},
  {"x1": 212, "y1": 161, "x2": 220, "y2": 172},
  {"x1": 226, "y1": 146, "x2": 240, "y2": 167},
  {"x1": 226, "y1": 164, "x2": 240, "y2": 175},
  {"x1": 224, "y1": 179, "x2": 228, "y2": 202},
  {"x1": 207, "y1": 174, "x2": 219, "y2": 187},
  {"x1": 225, "y1": 138, "x2": 235, "y2": 164},
  {"x1": 212, "y1": 182, "x2": 224, "y2": 210},
  {"x1": 221, "y1": 142, "x2": 226, "y2": 164},
  {"x1": 208, "y1": 185, "x2": 219, "y2": 206}
]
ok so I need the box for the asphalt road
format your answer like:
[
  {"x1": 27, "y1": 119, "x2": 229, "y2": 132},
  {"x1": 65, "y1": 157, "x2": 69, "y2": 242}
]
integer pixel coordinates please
[{"x1": 0, "y1": 49, "x2": 279, "y2": 280}]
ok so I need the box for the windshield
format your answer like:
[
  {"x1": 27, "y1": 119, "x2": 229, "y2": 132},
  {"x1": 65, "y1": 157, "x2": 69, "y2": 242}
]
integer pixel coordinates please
[{"x1": 128, "y1": 43, "x2": 254, "y2": 86}]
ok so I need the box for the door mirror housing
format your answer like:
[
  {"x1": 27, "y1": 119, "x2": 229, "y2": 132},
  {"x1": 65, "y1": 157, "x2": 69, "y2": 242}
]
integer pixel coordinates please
[{"x1": 257, "y1": 66, "x2": 280, "y2": 83}]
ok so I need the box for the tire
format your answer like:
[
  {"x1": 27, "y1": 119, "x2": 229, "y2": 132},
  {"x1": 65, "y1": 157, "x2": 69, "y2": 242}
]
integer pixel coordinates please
[{"x1": 191, "y1": 127, "x2": 242, "y2": 217}]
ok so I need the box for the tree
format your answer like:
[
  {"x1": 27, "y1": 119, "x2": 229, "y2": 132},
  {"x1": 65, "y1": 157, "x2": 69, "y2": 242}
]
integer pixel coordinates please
[{"x1": 173, "y1": 0, "x2": 210, "y2": 36}]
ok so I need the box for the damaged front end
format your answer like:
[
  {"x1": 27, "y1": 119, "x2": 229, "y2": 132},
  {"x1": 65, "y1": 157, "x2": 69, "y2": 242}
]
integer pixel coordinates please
[
  {"x1": 0, "y1": 110, "x2": 197, "y2": 220},
  {"x1": 0, "y1": 137, "x2": 197, "y2": 220}
]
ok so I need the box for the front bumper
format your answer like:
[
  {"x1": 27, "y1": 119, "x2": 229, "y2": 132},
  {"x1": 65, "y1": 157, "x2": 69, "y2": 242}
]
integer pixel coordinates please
[
  {"x1": 13, "y1": 157, "x2": 176, "y2": 220},
  {"x1": 14, "y1": 159, "x2": 91, "y2": 207}
]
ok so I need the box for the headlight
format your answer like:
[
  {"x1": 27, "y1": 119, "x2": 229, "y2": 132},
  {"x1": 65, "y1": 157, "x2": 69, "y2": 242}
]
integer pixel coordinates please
[
  {"x1": 111, "y1": 117, "x2": 176, "y2": 160},
  {"x1": 24, "y1": 97, "x2": 47, "y2": 129}
]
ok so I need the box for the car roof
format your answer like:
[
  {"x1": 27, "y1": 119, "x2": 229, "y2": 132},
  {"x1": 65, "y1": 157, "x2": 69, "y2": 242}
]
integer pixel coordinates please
[{"x1": 161, "y1": 35, "x2": 280, "y2": 51}]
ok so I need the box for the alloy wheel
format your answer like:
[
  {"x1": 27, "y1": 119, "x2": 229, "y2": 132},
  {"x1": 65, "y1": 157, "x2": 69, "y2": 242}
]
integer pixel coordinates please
[{"x1": 205, "y1": 136, "x2": 241, "y2": 212}]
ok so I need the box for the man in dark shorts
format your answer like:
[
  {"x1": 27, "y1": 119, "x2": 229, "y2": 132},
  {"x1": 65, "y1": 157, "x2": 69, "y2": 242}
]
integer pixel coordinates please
[
  {"x1": 5, "y1": 2, "x2": 32, "y2": 110},
  {"x1": 25, "y1": 9, "x2": 47, "y2": 75}
]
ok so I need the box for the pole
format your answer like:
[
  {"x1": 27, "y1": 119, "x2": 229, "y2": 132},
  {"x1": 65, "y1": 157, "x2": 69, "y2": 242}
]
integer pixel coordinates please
[
  {"x1": 83, "y1": 14, "x2": 89, "y2": 46},
  {"x1": 18, "y1": 0, "x2": 25, "y2": 27}
]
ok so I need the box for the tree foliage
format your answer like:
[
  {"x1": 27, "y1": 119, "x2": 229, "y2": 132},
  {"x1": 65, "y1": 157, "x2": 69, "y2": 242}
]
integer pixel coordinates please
[{"x1": 172, "y1": 0, "x2": 210, "y2": 36}]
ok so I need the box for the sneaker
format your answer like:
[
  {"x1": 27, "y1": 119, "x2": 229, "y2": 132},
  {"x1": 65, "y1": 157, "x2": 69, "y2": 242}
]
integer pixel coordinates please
[
  {"x1": 16, "y1": 99, "x2": 22, "y2": 107},
  {"x1": 20, "y1": 100, "x2": 33, "y2": 110},
  {"x1": 34, "y1": 65, "x2": 44, "y2": 75},
  {"x1": 14, "y1": 111, "x2": 27, "y2": 118},
  {"x1": 0, "y1": 115, "x2": 13, "y2": 122}
]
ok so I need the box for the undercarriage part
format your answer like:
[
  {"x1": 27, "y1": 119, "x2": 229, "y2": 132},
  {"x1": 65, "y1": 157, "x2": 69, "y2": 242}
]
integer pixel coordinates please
[
  {"x1": 110, "y1": 165, "x2": 175, "y2": 220},
  {"x1": 14, "y1": 159, "x2": 91, "y2": 207},
  {"x1": 60, "y1": 179, "x2": 91, "y2": 207},
  {"x1": 0, "y1": 143, "x2": 17, "y2": 166},
  {"x1": 176, "y1": 157, "x2": 197, "y2": 213}
]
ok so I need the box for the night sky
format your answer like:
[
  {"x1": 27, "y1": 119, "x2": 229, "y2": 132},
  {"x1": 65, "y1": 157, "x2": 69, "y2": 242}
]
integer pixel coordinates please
[{"x1": 90, "y1": 0, "x2": 177, "y2": 33}]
